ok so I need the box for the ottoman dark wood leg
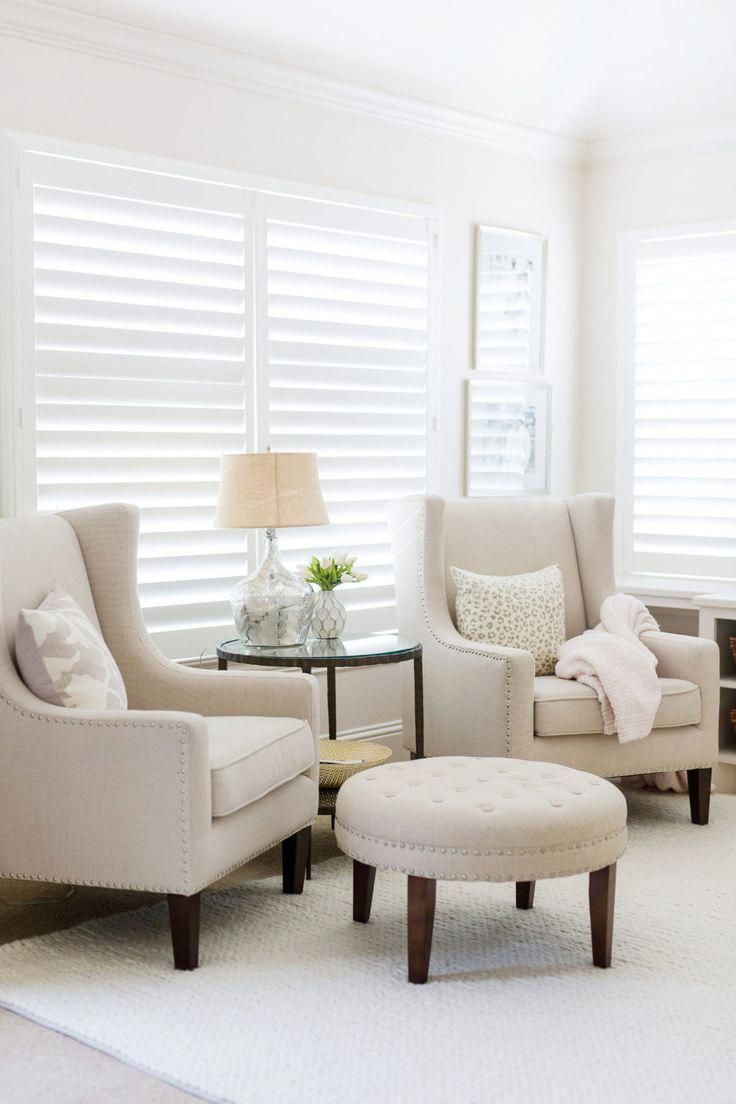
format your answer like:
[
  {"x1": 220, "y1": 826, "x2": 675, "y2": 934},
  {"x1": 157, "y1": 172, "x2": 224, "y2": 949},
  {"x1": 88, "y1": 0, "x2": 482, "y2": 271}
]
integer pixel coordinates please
[
  {"x1": 687, "y1": 768, "x2": 712, "y2": 825},
  {"x1": 353, "y1": 860, "x2": 377, "y2": 922},
  {"x1": 282, "y1": 826, "x2": 311, "y2": 894},
  {"x1": 516, "y1": 881, "x2": 535, "y2": 909},
  {"x1": 589, "y1": 863, "x2": 616, "y2": 968},
  {"x1": 407, "y1": 876, "x2": 436, "y2": 984}
]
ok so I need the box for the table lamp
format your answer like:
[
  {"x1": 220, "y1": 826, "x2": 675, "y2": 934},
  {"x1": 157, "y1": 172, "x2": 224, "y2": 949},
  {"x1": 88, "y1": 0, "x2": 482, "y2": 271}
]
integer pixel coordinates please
[{"x1": 215, "y1": 452, "x2": 329, "y2": 647}]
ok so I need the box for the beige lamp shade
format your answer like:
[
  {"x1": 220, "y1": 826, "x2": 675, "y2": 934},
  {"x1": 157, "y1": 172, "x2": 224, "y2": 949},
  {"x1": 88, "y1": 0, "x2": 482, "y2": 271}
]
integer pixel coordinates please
[{"x1": 215, "y1": 452, "x2": 329, "y2": 529}]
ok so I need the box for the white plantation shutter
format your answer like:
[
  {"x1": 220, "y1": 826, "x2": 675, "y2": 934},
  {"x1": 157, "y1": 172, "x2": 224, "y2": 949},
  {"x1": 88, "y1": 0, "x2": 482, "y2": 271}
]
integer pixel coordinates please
[
  {"x1": 623, "y1": 224, "x2": 736, "y2": 581},
  {"x1": 475, "y1": 226, "x2": 545, "y2": 374},
  {"x1": 26, "y1": 152, "x2": 248, "y2": 659},
  {"x1": 259, "y1": 194, "x2": 432, "y2": 633}
]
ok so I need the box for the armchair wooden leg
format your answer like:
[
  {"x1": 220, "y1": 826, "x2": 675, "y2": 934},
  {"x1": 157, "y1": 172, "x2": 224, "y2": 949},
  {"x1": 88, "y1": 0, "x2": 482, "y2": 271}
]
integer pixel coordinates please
[
  {"x1": 167, "y1": 893, "x2": 200, "y2": 971},
  {"x1": 282, "y1": 826, "x2": 311, "y2": 894},
  {"x1": 408, "y1": 876, "x2": 436, "y2": 984},
  {"x1": 687, "y1": 768, "x2": 712, "y2": 825},
  {"x1": 589, "y1": 864, "x2": 616, "y2": 968},
  {"x1": 516, "y1": 881, "x2": 535, "y2": 909},
  {"x1": 353, "y1": 860, "x2": 376, "y2": 922}
]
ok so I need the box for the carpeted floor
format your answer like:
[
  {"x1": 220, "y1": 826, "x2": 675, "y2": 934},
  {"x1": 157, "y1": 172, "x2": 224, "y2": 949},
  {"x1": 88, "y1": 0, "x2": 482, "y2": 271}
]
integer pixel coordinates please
[
  {"x1": 0, "y1": 818, "x2": 341, "y2": 1103},
  {"x1": 0, "y1": 790, "x2": 734, "y2": 1104}
]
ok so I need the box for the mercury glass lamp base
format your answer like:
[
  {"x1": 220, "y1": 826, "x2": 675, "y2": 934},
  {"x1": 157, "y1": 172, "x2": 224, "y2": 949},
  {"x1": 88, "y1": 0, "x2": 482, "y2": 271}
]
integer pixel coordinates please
[{"x1": 230, "y1": 529, "x2": 315, "y2": 648}]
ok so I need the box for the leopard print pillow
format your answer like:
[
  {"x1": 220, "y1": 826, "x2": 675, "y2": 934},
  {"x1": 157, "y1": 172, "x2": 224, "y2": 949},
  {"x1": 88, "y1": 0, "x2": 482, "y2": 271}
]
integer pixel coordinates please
[{"x1": 450, "y1": 563, "x2": 565, "y2": 676}]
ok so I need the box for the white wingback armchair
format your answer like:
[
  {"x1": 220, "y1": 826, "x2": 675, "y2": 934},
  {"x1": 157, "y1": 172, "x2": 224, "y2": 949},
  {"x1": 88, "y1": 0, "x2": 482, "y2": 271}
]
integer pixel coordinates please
[
  {"x1": 0, "y1": 504, "x2": 320, "y2": 968},
  {"x1": 388, "y1": 493, "x2": 719, "y2": 824}
]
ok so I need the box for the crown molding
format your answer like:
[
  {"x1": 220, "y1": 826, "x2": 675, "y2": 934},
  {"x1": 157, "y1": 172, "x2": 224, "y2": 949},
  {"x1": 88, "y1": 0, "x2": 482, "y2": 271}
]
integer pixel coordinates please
[
  {"x1": 586, "y1": 121, "x2": 736, "y2": 168},
  {"x1": 6, "y1": 1, "x2": 736, "y2": 170},
  {"x1": 0, "y1": 0, "x2": 586, "y2": 166}
]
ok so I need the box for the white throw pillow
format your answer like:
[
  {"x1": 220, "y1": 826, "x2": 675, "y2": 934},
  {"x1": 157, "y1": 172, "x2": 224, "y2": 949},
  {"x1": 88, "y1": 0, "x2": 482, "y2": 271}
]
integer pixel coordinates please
[
  {"x1": 15, "y1": 588, "x2": 127, "y2": 710},
  {"x1": 450, "y1": 564, "x2": 565, "y2": 676}
]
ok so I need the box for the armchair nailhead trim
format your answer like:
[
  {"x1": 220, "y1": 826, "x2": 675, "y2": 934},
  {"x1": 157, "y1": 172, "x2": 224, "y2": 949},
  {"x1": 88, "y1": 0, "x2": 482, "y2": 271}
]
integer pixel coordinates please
[
  {"x1": 0, "y1": 818, "x2": 317, "y2": 896},
  {"x1": 413, "y1": 497, "x2": 512, "y2": 756}
]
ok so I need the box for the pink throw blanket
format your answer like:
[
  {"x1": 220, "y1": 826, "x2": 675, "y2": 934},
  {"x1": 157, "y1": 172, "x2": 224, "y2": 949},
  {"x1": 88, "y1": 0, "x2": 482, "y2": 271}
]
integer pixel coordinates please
[{"x1": 555, "y1": 593, "x2": 661, "y2": 744}]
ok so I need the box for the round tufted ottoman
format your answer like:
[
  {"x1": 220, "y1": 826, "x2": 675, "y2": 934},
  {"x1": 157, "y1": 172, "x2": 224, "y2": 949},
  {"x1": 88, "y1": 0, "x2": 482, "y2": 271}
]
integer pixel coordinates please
[{"x1": 335, "y1": 756, "x2": 628, "y2": 983}]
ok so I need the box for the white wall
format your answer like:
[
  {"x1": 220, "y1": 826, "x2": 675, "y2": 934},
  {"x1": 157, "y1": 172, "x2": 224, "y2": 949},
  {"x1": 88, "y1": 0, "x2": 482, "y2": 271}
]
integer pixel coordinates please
[
  {"x1": 0, "y1": 32, "x2": 583, "y2": 740},
  {"x1": 579, "y1": 148, "x2": 736, "y2": 496}
]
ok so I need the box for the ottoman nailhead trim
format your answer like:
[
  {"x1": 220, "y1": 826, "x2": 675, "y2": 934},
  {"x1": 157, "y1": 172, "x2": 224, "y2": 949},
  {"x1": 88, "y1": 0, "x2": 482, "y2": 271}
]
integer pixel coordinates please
[
  {"x1": 334, "y1": 817, "x2": 627, "y2": 860},
  {"x1": 337, "y1": 840, "x2": 627, "y2": 883}
]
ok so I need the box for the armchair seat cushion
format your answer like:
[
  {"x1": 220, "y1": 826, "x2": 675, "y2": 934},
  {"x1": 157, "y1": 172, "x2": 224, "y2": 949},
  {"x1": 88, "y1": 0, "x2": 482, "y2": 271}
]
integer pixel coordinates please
[
  {"x1": 533, "y1": 676, "x2": 701, "y2": 738},
  {"x1": 208, "y1": 716, "x2": 315, "y2": 818}
]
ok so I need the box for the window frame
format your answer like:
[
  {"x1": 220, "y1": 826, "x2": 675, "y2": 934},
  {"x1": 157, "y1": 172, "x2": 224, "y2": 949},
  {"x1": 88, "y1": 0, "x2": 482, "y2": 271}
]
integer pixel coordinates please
[
  {"x1": 617, "y1": 218, "x2": 736, "y2": 589},
  {"x1": 0, "y1": 130, "x2": 441, "y2": 654}
]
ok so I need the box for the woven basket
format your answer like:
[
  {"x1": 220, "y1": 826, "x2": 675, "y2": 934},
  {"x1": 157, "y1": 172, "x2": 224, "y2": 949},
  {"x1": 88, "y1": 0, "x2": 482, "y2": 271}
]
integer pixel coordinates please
[
  {"x1": 318, "y1": 738, "x2": 391, "y2": 789},
  {"x1": 730, "y1": 636, "x2": 736, "y2": 666},
  {"x1": 731, "y1": 706, "x2": 736, "y2": 738}
]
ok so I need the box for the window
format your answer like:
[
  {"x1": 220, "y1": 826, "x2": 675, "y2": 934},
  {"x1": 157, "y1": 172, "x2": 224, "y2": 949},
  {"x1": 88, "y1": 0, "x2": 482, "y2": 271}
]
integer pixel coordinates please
[
  {"x1": 620, "y1": 222, "x2": 736, "y2": 583},
  {"x1": 8, "y1": 144, "x2": 435, "y2": 658},
  {"x1": 259, "y1": 194, "x2": 430, "y2": 633}
]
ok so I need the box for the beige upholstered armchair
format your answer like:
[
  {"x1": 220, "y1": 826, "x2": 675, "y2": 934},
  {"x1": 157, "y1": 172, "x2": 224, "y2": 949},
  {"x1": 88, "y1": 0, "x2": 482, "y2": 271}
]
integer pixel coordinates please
[
  {"x1": 0, "y1": 504, "x2": 320, "y2": 968},
  {"x1": 388, "y1": 494, "x2": 719, "y2": 824}
]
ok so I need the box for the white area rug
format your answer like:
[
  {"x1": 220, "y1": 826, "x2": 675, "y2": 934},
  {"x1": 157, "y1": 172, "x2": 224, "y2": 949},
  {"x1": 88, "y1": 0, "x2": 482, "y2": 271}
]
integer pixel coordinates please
[{"x1": 0, "y1": 791, "x2": 734, "y2": 1104}]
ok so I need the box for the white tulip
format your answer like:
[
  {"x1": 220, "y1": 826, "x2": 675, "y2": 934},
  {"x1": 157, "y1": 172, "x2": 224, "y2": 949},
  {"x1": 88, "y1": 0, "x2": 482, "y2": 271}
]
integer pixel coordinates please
[
  {"x1": 319, "y1": 556, "x2": 332, "y2": 570},
  {"x1": 351, "y1": 571, "x2": 368, "y2": 582}
]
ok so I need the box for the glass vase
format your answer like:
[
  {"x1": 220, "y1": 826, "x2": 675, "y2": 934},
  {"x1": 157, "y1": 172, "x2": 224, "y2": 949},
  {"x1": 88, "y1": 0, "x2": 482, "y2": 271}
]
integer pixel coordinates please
[
  {"x1": 230, "y1": 528, "x2": 315, "y2": 647},
  {"x1": 311, "y1": 589, "x2": 347, "y2": 640}
]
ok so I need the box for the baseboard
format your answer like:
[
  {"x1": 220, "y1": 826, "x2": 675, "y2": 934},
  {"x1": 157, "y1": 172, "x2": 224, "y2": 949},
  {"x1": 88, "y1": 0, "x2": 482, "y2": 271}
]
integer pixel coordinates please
[{"x1": 331, "y1": 719, "x2": 406, "y2": 759}]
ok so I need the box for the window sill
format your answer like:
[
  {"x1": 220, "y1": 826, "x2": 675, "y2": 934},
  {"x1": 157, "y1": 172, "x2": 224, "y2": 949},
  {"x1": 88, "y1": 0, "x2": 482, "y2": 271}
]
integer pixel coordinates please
[{"x1": 615, "y1": 576, "x2": 731, "y2": 611}]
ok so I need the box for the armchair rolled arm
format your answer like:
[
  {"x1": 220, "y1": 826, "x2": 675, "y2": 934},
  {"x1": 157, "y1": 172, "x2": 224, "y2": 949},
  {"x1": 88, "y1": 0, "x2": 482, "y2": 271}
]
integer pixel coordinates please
[
  {"x1": 640, "y1": 631, "x2": 719, "y2": 753},
  {"x1": 127, "y1": 662, "x2": 321, "y2": 739},
  {"x1": 0, "y1": 673, "x2": 211, "y2": 894},
  {"x1": 640, "y1": 631, "x2": 718, "y2": 683}
]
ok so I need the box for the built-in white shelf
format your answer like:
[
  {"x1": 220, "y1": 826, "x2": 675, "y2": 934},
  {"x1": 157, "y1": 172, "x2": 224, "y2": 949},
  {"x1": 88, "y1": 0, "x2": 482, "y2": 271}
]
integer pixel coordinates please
[{"x1": 693, "y1": 595, "x2": 736, "y2": 768}]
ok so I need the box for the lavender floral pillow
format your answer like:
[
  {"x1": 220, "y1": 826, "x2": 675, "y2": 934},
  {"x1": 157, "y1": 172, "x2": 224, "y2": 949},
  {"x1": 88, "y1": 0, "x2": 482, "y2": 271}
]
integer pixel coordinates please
[{"x1": 15, "y1": 589, "x2": 127, "y2": 710}]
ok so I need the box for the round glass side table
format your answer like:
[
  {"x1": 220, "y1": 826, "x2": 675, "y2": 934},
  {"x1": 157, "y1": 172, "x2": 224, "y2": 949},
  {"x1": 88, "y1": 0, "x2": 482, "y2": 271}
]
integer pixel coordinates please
[{"x1": 215, "y1": 634, "x2": 425, "y2": 817}]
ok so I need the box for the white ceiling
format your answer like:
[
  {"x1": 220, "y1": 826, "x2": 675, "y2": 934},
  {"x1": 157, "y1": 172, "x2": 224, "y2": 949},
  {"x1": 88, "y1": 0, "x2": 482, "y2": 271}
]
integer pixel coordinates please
[{"x1": 39, "y1": 0, "x2": 736, "y2": 141}]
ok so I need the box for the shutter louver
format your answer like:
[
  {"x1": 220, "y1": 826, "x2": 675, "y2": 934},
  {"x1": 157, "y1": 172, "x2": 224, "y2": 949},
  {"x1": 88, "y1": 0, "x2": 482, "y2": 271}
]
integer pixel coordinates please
[
  {"x1": 628, "y1": 227, "x2": 736, "y2": 580},
  {"x1": 261, "y1": 196, "x2": 431, "y2": 633},
  {"x1": 29, "y1": 153, "x2": 248, "y2": 659}
]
